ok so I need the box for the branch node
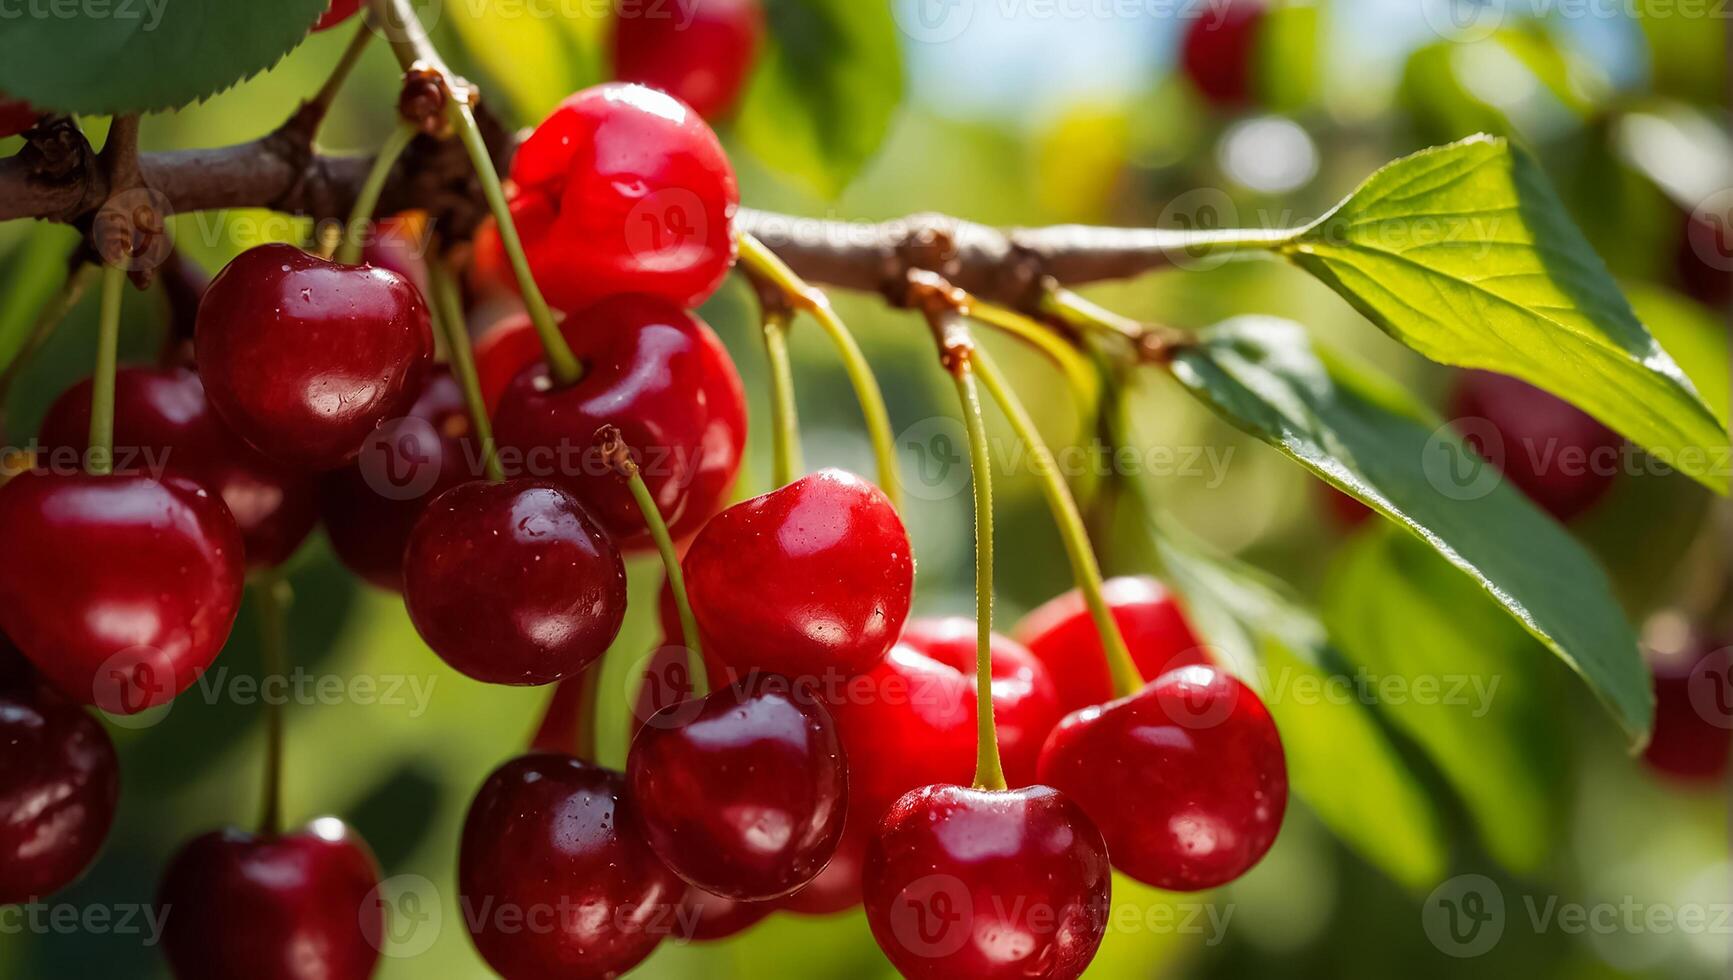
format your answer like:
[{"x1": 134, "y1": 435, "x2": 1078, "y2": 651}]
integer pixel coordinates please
[
  {"x1": 595, "y1": 425, "x2": 638, "y2": 478},
  {"x1": 400, "y1": 65, "x2": 454, "y2": 136}
]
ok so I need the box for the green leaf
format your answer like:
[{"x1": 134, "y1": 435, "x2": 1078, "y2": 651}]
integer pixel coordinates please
[
  {"x1": 0, "y1": 0, "x2": 328, "y2": 114},
  {"x1": 1324, "y1": 527, "x2": 1565, "y2": 874},
  {"x1": 1623, "y1": 281, "x2": 1730, "y2": 429},
  {"x1": 1167, "y1": 316, "x2": 1653, "y2": 745},
  {"x1": 1283, "y1": 135, "x2": 1729, "y2": 494},
  {"x1": 444, "y1": 0, "x2": 603, "y2": 121},
  {"x1": 734, "y1": 0, "x2": 903, "y2": 198}
]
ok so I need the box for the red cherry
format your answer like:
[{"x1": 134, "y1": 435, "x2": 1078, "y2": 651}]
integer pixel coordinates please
[
  {"x1": 157, "y1": 819, "x2": 383, "y2": 980},
  {"x1": 312, "y1": 0, "x2": 362, "y2": 31},
  {"x1": 0, "y1": 471, "x2": 244, "y2": 713},
  {"x1": 474, "y1": 313, "x2": 543, "y2": 413},
  {"x1": 676, "y1": 886, "x2": 773, "y2": 941},
  {"x1": 39, "y1": 366, "x2": 318, "y2": 569},
  {"x1": 0, "y1": 679, "x2": 119, "y2": 904},
  {"x1": 684, "y1": 469, "x2": 913, "y2": 682},
  {"x1": 781, "y1": 824, "x2": 868, "y2": 916},
  {"x1": 1449, "y1": 369, "x2": 1623, "y2": 521},
  {"x1": 0, "y1": 97, "x2": 39, "y2": 139},
  {"x1": 195, "y1": 243, "x2": 434, "y2": 470},
  {"x1": 1323, "y1": 484, "x2": 1374, "y2": 529},
  {"x1": 361, "y1": 212, "x2": 431, "y2": 299},
  {"x1": 863, "y1": 784, "x2": 1111, "y2": 980},
  {"x1": 319, "y1": 367, "x2": 479, "y2": 592},
  {"x1": 1643, "y1": 629, "x2": 1733, "y2": 782},
  {"x1": 1012, "y1": 576, "x2": 1208, "y2": 716},
  {"x1": 1180, "y1": 0, "x2": 1265, "y2": 108},
  {"x1": 611, "y1": 0, "x2": 764, "y2": 120},
  {"x1": 1038, "y1": 665, "x2": 1287, "y2": 890},
  {"x1": 1677, "y1": 208, "x2": 1732, "y2": 308},
  {"x1": 403, "y1": 480, "x2": 627, "y2": 686},
  {"x1": 491, "y1": 295, "x2": 747, "y2": 549},
  {"x1": 501, "y1": 83, "x2": 739, "y2": 312},
  {"x1": 629, "y1": 581, "x2": 725, "y2": 733},
  {"x1": 460, "y1": 754, "x2": 684, "y2": 979},
  {"x1": 897, "y1": 617, "x2": 1064, "y2": 788},
  {"x1": 628, "y1": 677, "x2": 848, "y2": 901}
]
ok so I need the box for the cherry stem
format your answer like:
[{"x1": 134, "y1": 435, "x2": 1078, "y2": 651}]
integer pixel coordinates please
[
  {"x1": 597, "y1": 426, "x2": 704, "y2": 668},
  {"x1": 425, "y1": 254, "x2": 505, "y2": 482},
  {"x1": 1042, "y1": 288, "x2": 1193, "y2": 362},
  {"x1": 303, "y1": 22, "x2": 373, "y2": 130},
  {"x1": 573, "y1": 665, "x2": 601, "y2": 763},
  {"x1": 253, "y1": 571, "x2": 292, "y2": 837},
  {"x1": 0, "y1": 261, "x2": 96, "y2": 427},
  {"x1": 84, "y1": 263, "x2": 126, "y2": 476},
  {"x1": 967, "y1": 299, "x2": 1100, "y2": 409},
  {"x1": 334, "y1": 119, "x2": 418, "y2": 266},
  {"x1": 736, "y1": 231, "x2": 902, "y2": 510},
  {"x1": 761, "y1": 309, "x2": 802, "y2": 486}
]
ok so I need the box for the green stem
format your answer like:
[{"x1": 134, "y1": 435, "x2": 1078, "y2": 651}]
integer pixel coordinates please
[
  {"x1": 573, "y1": 665, "x2": 601, "y2": 764},
  {"x1": 334, "y1": 119, "x2": 418, "y2": 266},
  {"x1": 966, "y1": 299, "x2": 1099, "y2": 407},
  {"x1": 762, "y1": 310, "x2": 802, "y2": 486},
  {"x1": 605, "y1": 430, "x2": 705, "y2": 673},
  {"x1": 85, "y1": 264, "x2": 126, "y2": 476},
  {"x1": 253, "y1": 572, "x2": 292, "y2": 836},
  {"x1": 972, "y1": 343, "x2": 1143, "y2": 699},
  {"x1": 305, "y1": 22, "x2": 373, "y2": 124},
  {"x1": 0, "y1": 262, "x2": 96, "y2": 424},
  {"x1": 425, "y1": 255, "x2": 504, "y2": 481}
]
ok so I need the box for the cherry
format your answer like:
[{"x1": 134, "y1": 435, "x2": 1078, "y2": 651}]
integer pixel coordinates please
[
  {"x1": 499, "y1": 83, "x2": 739, "y2": 312},
  {"x1": 1180, "y1": 0, "x2": 1265, "y2": 108},
  {"x1": 1449, "y1": 369, "x2": 1623, "y2": 521},
  {"x1": 0, "y1": 471, "x2": 244, "y2": 713},
  {"x1": 319, "y1": 367, "x2": 479, "y2": 592},
  {"x1": 460, "y1": 754, "x2": 684, "y2": 979},
  {"x1": 1038, "y1": 665, "x2": 1287, "y2": 890},
  {"x1": 631, "y1": 579, "x2": 726, "y2": 733},
  {"x1": 403, "y1": 480, "x2": 627, "y2": 686},
  {"x1": 1012, "y1": 576, "x2": 1208, "y2": 716},
  {"x1": 611, "y1": 0, "x2": 764, "y2": 120},
  {"x1": 1677, "y1": 207, "x2": 1732, "y2": 308},
  {"x1": 474, "y1": 313, "x2": 544, "y2": 413},
  {"x1": 157, "y1": 818, "x2": 383, "y2": 980},
  {"x1": 0, "y1": 97, "x2": 39, "y2": 139},
  {"x1": 862, "y1": 784, "x2": 1111, "y2": 980},
  {"x1": 897, "y1": 617, "x2": 1064, "y2": 789},
  {"x1": 781, "y1": 825, "x2": 869, "y2": 916},
  {"x1": 0, "y1": 677, "x2": 120, "y2": 904},
  {"x1": 676, "y1": 886, "x2": 773, "y2": 941},
  {"x1": 1643, "y1": 627, "x2": 1732, "y2": 782},
  {"x1": 491, "y1": 295, "x2": 747, "y2": 550},
  {"x1": 39, "y1": 366, "x2": 318, "y2": 569},
  {"x1": 195, "y1": 243, "x2": 434, "y2": 470},
  {"x1": 628, "y1": 677, "x2": 848, "y2": 901},
  {"x1": 361, "y1": 212, "x2": 431, "y2": 299},
  {"x1": 1323, "y1": 484, "x2": 1374, "y2": 529},
  {"x1": 312, "y1": 0, "x2": 362, "y2": 31},
  {"x1": 683, "y1": 469, "x2": 913, "y2": 682}
]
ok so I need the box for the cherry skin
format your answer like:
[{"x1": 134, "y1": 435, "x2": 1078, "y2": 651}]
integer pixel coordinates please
[
  {"x1": 683, "y1": 469, "x2": 914, "y2": 683},
  {"x1": 676, "y1": 886, "x2": 773, "y2": 941},
  {"x1": 0, "y1": 97, "x2": 38, "y2": 139},
  {"x1": 402, "y1": 479, "x2": 627, "y2": 686},
  {"x1": 157, "y1": 818, "x2": 384, "y2": 980},
  {"x1": 1038, "y1": 665, "x2": 1287, "y2": 891},
  {"x1": 1180, "y1": 0, "x2": 1265, "y2": 108},
  {"x1": 0, "y1": 676, "x2": 120, "y2": 904},
  {"x1": 474, "y1": 312, "x2": 546, "y2": 413},
  {"x1": 0, "y1": 471, "x2": 244, "y2": 713},
  {"x1": 628, "y1": 677, "x2": 848, "y2": 901},
  {"x1": 897, "y1": 617, "x2": 1064, "y2": 789},
  {"x1": 39, "y1": 366, "x2": 318, "y2": 569},
  {"x1": 312, "y1": 0, "x2": 362, "y2": 31},
  {"x1": 781, "y1": 825, "x2": 869, "y2": 916},
  {"x1": 195, "y1": 243, "x2": 434, "y2": 470},
  {"x1": 460, "y1": 754, "x2": 685, "y2": 979},
  {"x1": 499, "y1": 83, "x2": 739, "y2": 312},
  {"x1": 1012, "y1": 576, "x2": 1209, "y2": 716},
  {"x1": 1677, "y1": 208, "x2": 1731, "y2": 308},
  {"x1": 612, "y1": 0, "x2": 764, "y2": 120},
  {"x1": 319, "y1": 367, "x2": 479, "y2": 592},
  {"x1": 863, "y1": 784, "x2": 1111, "y2": 980},
  {"x1": 1643, "y1": 629, "x2": 1732, "y2": 782},
  {"x1": 1449, "y1": 369, "x2": 1623, "y2": 521}
]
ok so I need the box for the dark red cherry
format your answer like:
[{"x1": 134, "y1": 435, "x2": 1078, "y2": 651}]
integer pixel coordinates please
[
  {"x1": 1038, "y1": 665, "x2": 1287, "y2": 891},
  {"x1": 1323, "y1": 484, "x2": 1374, "y2": 529},
  {"x1": 491, "y1": 295, "x2": 746, "y2": 550},
  {"x1": 312, "y1": 0, "x2": 362, "y2": 31},
  {"x1": 39, "y1": 366, "x2": 318, "y2": 569},
  {"x1": 781, "y1": 825, "x2": 868, "y2": 916},
  {"x1": 403, "y1": 480, "x2": 627, "y2": 686},
  {"x1": 629, "y1": 580, "x2": 726, "y2": 734},
  {"x1": 1012, "y1": 576, "x2": 1208, "y2": 716},
  {"x1": 612, "y1": 0, "x2": 764, "y2": 120},
  {"x1": 1644, "y1": 627, "x2": 1732, "y2": 782},
  {"x1": 0, "y1": 471, "x2": 244, "y2": 713},
  {"x1": 629, "y1": 677, "x2": 847, "y2": 901},
  {"x1": 897, "y1": 617, "x2": 1064, "y2": 789},
  {"x1": 1677, "y1": 207, "x2": 1732, "y2": 308},
  {"x1": 1180, "y1": 0, "x2": 1265, "y2": 108},
  {"x1": 684, "y1": 469, "x2": 913, "y2": 682},
  {"x1": 863, "y1": 784, "x2": 1111, "y2": 980},
  {"x1": 460, "y1": 754, "x2": 684, "y2": 979},
  {"x1": 195, "y1": 243, "x2": 434, "y2": 470},
  {"x1": 0, "y1": 681, "x2": 119, "y2": 904},
  {"x1": 360, "y1": 212, "x2": 431, "y2": 298},
  {"x1": 474, "y1": 313, "x2": 544, "y2": 413},
  {"x1": 676, "y1": 886, "x2": 773, "y2": 942},
  {"x1": 1449, "y1": 369, "x2": 1624, "y2": 521},
  {"x1": 0, "y1": 97, "x2": 39, "y2": 139},
  {"x1": 319, "y1": 367, "x2": 479, "y2": 592},
  {"x1": 157, "y1": 819, "x2": 383, "y2": 980},
  {"x1": 500, "y1": 83, "x2": 739, "y2": 312}
]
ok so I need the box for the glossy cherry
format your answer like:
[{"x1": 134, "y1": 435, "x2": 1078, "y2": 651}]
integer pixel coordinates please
[
  {"x1": 319, "y1": 367, "x2": 479, "y2": 592},
  {"x1": 629, "y1": 677, "x2": 847, "y2": 901},
  {"x1": 403, "y1": 479, "x2": 627, "y2": 686},
  {"x1": 460, "y1": 754, "x2": 685, "y2": 979},
  {"x1": 0, "y1": 677, "x2": 120, "y2": 904},
  {"x1": 1180, "y1": 0, "x2": 1265, "y2": 108},
  {"x1": 474, "y1": 313, "x2": 545, "y2": 413},
  {"x1": 676, "y1": 886, "x2": 773, "y2": 942},
  {"x1": 312, "y1": 0, "x2": 362, "y2": 31},
  {"x1": 361, "y1": 212, "x2": 431, "y2": 298},
  {"x1": 781, "y1": 825, "x2": 869, "y2": 916},
  {"x1": 684, "y1": 469, "x2": 913, "y2": 682},
  {"x1": 898, "y1": 617, "x2": 1064, "y2": 788},
  {"x1": 612, "y1": 0, "x2": 764, "y2": 120},
  {"x1": 0, "y1": 471, "x2": 244, "y2": 713},
  {"x1": 1644, "y1": 628, "x2": 1732, "y2": 782},
  {"x1": 1449, "y1": 369, "x2": 1623, "y2": 521},
  {"x1": 157, "y1": 818, "x2": 383, "y2": 980},
  {"x1": 39, "y1": 366, "x2": 318, "y2": 569},
  {"x1": 863, "y1": 784, "x2": 1111, "y2": 980},
  {"x1": 0, "y1": 98, "x2": 38, "y2": 139},
  {"x1": 1013, "y1": 576, "x2": 1209, "y2": 716},
  {"x1": 498, "y1": 83, "x2": 739, "y2": 312},
  {"x1": 195, "y1": 243, "x2": 434, "y2": 470},
  {"x1": 1039, "y1": 665, "x2": 1287, "y2": 891},
  {"x1": 491, "y1": 294, "x2": 746, "y2": 548},
  {"x1": 1677, "y1": 207, "x2": 1731, "y2": 308}
]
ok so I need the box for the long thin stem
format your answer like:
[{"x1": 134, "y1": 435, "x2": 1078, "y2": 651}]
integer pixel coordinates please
[
  {"x1": 85, "y1": 264, "x2": 126, "y2": 476},
  {"x1": 425, "y1": 255, "x2": 504, "y2": 481},
  {"x1": 305, "y1": 23, "x2": 373, "y2": 125},
  {"x1": 761, "y1": 310, "x2": 802, "y2": 486},
  {"x1": 0, "y1": 261, "x2": 96, "y2": 414},
  {"x1": 600, "y1": 427, "x2": 704, "y2": 668},
  {"x1": 253, "y1": 572, "x2": 292, "y2": 836},
  {"x1": 966, "y1": 298, "x2": 1099, "y2": 406},
  {"x1": 334, "y1": 119, "x2": 418, "y2": 265}
]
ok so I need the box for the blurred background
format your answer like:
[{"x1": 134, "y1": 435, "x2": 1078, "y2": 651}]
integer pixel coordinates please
[{"x1": 1, "y1": 0, "x2": 1730, "y2": 976}]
